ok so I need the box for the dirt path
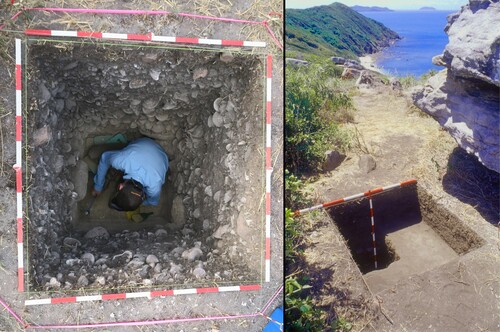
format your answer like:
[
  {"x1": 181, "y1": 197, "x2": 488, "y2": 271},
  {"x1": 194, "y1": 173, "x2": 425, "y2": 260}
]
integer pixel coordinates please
[{"x1": 302, "y1": 85, "x2": 500, "y2": 331}]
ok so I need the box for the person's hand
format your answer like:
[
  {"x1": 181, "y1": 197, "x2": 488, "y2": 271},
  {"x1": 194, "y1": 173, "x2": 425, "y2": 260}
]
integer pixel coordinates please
[{"x1": 91, "y1": 189, "x2": 101, "y2": 197}]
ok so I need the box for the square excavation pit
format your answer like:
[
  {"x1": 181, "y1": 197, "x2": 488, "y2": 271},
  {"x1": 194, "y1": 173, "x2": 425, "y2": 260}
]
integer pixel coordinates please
[
  {"x1": 328, "y1": 185, "x2": 484, "y2": 294},
  {"x1": 24, "y1": 40, "x2": 267, "y2": 294}
]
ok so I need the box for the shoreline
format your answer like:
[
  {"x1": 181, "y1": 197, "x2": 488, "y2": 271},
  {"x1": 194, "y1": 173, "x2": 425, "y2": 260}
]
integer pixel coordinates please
[{"x1": 359, "y1": 54, "x2": 388, "y2": 75}]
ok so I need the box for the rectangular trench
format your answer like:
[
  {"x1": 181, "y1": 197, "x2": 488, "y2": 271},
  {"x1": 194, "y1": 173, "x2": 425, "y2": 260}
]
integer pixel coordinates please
[
  {"x1": 328, "y1": 184, "x2": 484, "y2": 294},
  {"x1": 24, "y1": 39, "x2": 267, "y2": 293}
]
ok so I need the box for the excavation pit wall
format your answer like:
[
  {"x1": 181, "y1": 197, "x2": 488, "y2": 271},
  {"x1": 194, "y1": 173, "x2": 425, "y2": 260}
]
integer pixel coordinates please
[
  {"x1": 25, "y1": 41, "x2": 266, "y2": 292},
  {"x1": 328, "y1": 184, "x2": 484, "y2": 291}
]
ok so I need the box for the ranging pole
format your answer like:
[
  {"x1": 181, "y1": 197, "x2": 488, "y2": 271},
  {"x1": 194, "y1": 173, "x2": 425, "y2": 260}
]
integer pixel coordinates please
[{"x1": 293, "y1": 179, "x2": 417, "y2": 216}]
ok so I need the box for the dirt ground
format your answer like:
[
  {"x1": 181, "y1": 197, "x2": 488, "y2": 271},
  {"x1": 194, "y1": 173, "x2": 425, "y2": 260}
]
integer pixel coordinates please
[
  {"x1": 0, "y1": 1, "x2": 283, "y2": 331},
  {"x1": 300, "y1": 83, "x2": 500, "y2": 331}
]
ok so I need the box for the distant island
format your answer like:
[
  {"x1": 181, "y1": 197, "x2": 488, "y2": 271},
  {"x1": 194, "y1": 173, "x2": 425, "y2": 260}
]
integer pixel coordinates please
[
  {"x1": 420, "y1": 7, "x2": 437, "y2": 10},
  {"x1": 351, "y1": 5, "x2": 393, "y2": 12}
]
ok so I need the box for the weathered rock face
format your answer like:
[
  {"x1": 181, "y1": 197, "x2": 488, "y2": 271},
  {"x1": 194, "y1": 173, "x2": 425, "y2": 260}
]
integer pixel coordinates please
[{"x1": 412, "y1": 0, "x2": 500, "y2": 172}]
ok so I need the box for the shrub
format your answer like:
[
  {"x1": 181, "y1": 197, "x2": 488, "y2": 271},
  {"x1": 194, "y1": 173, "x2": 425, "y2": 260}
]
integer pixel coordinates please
[{"x1": 285, "y1": 60, "x2": 353, "y2": 173}]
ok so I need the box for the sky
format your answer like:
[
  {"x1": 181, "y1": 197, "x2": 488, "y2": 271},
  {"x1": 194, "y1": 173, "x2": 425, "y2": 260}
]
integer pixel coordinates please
[{"x1": 285, "y1": 0, "x2": 466, "y2": 10}]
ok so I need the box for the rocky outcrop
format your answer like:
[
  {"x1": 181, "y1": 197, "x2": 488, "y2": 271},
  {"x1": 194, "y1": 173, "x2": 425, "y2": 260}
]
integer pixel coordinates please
[
  {"x1": 412, "y1": 0, "x2": 500, "y2": 172},
  {"x1": 285, "y1": 58, "x2": 309, "y2": 66}
]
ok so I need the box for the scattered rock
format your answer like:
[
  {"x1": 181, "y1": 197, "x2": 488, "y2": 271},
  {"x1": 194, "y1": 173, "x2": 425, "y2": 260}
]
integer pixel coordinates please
[
  {"x1": 220, "y1": 52, "x2": 234, "y2": 63},
  {"x1": 285, "y1": 58, "x2": 309, "y2": 66},
  {"x1": 323, "y1": 150, "x2": 346, "y2": 172},
  {"x1": 358, "y1": 154, "x2": 377, "y2": 173},
  {"x1": 182, "y1": 247, "x2": 203, "y2": 261},
  {"x1": 213, "y1": 224, "x2": 230, "y2": 239}
]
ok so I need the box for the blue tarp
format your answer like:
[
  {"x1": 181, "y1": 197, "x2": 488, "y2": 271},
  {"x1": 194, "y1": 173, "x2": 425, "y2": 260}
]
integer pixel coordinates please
[{"x1": 262, "y1": 306, "x2": 283, "y2": 332}]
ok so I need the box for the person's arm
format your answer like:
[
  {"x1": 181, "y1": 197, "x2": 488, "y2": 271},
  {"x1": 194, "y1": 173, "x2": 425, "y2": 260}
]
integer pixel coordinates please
[
  {"x1": 143, "y1": 183, "x2": 161, "y2": 206},
  {"x1": 93, "y1": 151, "x2": 117, "y2": 193}
]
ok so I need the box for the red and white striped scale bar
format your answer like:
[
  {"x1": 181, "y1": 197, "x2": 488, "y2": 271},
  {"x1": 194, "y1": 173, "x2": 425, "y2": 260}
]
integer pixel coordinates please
[
  {"x1": 265, "y1": 55, "x2": 272, "y2": 282},
  {"x1": 14, "y1": 38, "x2": 24, "y2": 292},
  {"x1": 293, "y1": 179, "x2": 418, "y2": 216},
  {"x1": 25, "y1": 284, "x2": 261, "y2": 306},
  {"x1": 24, "y1": 30, "x2": 266, "y2": 48},
  {"x1": 368, "y1": 196, "x2": 378, "y2": 269}
]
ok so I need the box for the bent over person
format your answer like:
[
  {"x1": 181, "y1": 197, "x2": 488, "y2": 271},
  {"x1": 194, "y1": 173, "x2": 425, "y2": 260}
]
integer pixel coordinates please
[{"x1": 92, "y1": 137, "x2": 169, "y2": 211}]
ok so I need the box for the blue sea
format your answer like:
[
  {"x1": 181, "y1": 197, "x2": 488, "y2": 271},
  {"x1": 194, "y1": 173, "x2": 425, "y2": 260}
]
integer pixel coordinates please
[{"x1": 363, "y1": 11, "x2": 456, "y2": 77}]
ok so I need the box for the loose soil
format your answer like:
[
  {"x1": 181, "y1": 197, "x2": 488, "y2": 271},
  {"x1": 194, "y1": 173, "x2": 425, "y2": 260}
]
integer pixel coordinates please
[
  {"x1": 0, "y1": 1, "x2": 283, "y2": 331},
  {"x1": 300, "y1": 83, "x2": 499, "y2": 331}
]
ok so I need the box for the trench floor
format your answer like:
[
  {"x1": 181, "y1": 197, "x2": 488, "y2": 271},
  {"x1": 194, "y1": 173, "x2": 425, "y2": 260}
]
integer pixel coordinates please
[
  {"x1": 75, "y1": 176, "x2": 172, "y2": 233},
  {"x1": 364, "y1": 221, "x2": 458, "y2": 294}
]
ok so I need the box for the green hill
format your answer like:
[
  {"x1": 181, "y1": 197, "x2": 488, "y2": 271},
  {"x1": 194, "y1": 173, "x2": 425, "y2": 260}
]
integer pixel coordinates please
[{"x1": 285, "y1": 2, "x2": 400, "y2": 59}]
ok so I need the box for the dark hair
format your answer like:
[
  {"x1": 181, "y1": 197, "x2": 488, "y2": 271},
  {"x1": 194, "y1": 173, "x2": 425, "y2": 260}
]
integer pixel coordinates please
[{"x1": 109, "y1": 179, "x2": 145, "y2": 211}]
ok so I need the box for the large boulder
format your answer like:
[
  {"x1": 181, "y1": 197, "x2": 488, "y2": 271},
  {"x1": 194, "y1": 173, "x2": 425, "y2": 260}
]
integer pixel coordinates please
[{"x1": 412, "y1": 0, "x2": 500, "y2": 173}]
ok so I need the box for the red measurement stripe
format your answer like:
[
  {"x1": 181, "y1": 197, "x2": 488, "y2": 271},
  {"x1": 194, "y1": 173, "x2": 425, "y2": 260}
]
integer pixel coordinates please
[
  {"x1": 265, "y1": 238, "x2": 271, "y2": 259},
  {"x1": 370, "y1": 208, "x2": 374, "y2": 217},
  {"x1": 267, "y1": 55, "x2": 272, "y2": 78},
  {"x1": 401, "y1": 179, "x2": 417, "y2": 186},
  {"x1": 221, "y1": 39, "x2": 244, "y2": 46},
  {"x1": 18, "y1": 268, "x2": 23, "y2": 291},
  {"x1": 266, "y1": 147, "x2": 271, "y2": 167},
  {"x1": 25, "y1": 29, "x2": 52, "y2": 36},
  {"x1": 16, "y1": 168, "x2": 22, "y2": 192},
  {"x1": 371, "y1": 225, "x2": 375, "y2": 233},
  {"x1": 176, "y1": 37, "x2": 198, "y2": 44},
  {"x1": 52, "y1": 296, "x2": 77, "y2": 304},
  {"x1": 196, "y1": 287, "x2": 219, "y2": 294},
  {"x1": 323, "y1": 198, "x2": 345, "y2": 208},
  {"x1": 240, "y1": 284, "x2": 261, "y2": 291},
  {"x1": 15, "y1": 64, "x2": 21, "y2": 90},
  {"x1": 365, "y1": 187, "x2": 383, "y2": 196},
  {"x1": 77, "y1": 31, "x2": 103, "y2": 38},
  {"x1": 151, "y1": 289, "x2": 174, "y2": 297},
  {"x1": 102, "y1": 293, "x2": 126, "y2": 300},
  {"x1": 128, "y1": 33, "x2": 152, "y2": 41},
  {"x1": 266, "y1": 102, "x2": 272, "y2": 124}
]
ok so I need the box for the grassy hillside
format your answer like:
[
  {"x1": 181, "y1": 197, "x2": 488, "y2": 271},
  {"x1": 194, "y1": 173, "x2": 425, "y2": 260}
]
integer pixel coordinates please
[{"x1": 285, "y1": 2, "x2": 400, "y2": 59}]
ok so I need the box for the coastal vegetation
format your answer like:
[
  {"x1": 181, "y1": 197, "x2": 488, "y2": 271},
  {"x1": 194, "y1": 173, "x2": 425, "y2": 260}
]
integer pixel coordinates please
[{"x1": 285, "y1": 2, "x2": 400, "y2": 59}]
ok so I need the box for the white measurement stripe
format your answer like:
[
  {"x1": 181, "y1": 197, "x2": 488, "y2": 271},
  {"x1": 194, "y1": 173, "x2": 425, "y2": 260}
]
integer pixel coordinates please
[
  {"x1": 265, "y1": 260, "x2": 271, "y2": 282},
  {"x1": 173, "y1": 288, "x2": 197, "y2": 295},
  {"x1": 102, "y1": 32, "x2": 128, "y2": 39},
  {"x1": 219, "y1": 286, "x2": 240, "y2": 292},
  {"x1": 151, "y1": 35, "x2": 177, "y2": 42},
  {"x1": 343, "y1": 192, "x2": 365, "y2": 202},
  {"x1": 25, "y1": 298, "x2": 51, "y2": 305},
  {"x1": 198, "y1": 38, "x2": 222, "y2": 45},
  {"x1": 51, "y1": 30, "x2": 77, "y2": 37},
  {"x1": 243, "y1": 40, "x2": 266, "y2": 47},
  {"x1": 17, "y1": 243, "x2": 23, "y2": 268},
  {"x1": 126, "y1": 291, "x2": 151, "y2": 299},
  {"x1": 76, "y1": 295, "x2": 102, "y2": 302},
  {"x1": 266, "y1": 78, "x2": 272, "y2": 102}
]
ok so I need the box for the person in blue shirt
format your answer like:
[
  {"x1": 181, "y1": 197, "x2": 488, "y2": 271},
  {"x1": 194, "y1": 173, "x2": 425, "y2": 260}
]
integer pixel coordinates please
[{"x1": 92, "y1": 137, "x2": 169, "y2": 211}]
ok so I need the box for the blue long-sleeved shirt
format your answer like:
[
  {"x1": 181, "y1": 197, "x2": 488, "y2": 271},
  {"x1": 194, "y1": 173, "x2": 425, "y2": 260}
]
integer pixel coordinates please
[{"x1": 93, "y1": 138, "x2": 169, "y2": 206}]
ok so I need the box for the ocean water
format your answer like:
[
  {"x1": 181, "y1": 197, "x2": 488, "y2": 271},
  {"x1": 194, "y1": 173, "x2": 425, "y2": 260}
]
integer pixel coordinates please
[{"x1": 363, "y1": 11, "x2": 455, "y2": 77}]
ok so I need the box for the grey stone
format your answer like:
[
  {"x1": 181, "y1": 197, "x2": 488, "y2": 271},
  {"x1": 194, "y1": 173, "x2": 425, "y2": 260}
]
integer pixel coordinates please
[
  {"x1": 389, "y1": 77, "x2": 403, "y2": 93},
  {"x1": 146, "y1": 255, "x2": 159, "y2": 265},
  {"x1": 33, "y1": 126, "x2": 51, "y2": 147},
  {"x1": 149, "y1": 69, "x2": 161, "y2": 81},
  {"x1": 212, "y1": 112, "x2": 224, "y2": 127},
  {"x1": 285, "y1": 58, "x2": 309, "y2": 66},
  {"x1": 356, "y1": 70, "x2": 385, "y2": 88},
  {"x1": 54, "y1": 155, "x2": 64, "y2": 175},
  {"x1": 171, "y1": 195, "x2": 186, "y2": 227},
  {"x1": 77, "y1": 275, "x2": 89, "y2": 287},
  {"x1": 39, "y1": 83, "x2": 52, "y2": 103},
  {"x1": 182, "y1": 247, "x2": 203, "y2": 261},
  {"x1": 213, "y1": 224, "x2": 230, "y2": 239},
  {"x1": 192, "y1": 267, "x2": 206, "y2": 278},
  {"x1": 341, "y1": 67, "x2": 361, "y2": 80},
  {"x1": 82, "y1": 252, "x2": 95, "y2": 265},
  {"x1": 358, "y1": 154, "x2": 377, "y2": 173},
  {"x1": 84, "y1": 226, "x2": 110, "y2": 239},
  {"x1": 323, "y1": 150, "x2": 346, "y2": 172},
  {"x1": 129, "y1": 79, "x2": 148, "y2": 89},
  {"x1": 193, "y1": 67, "x2": 208, "y2": 80},
  {"x1": 220, "y1": 52, "x2": 234, "y2": 63},
  {"x1": 331, "y1": 57, "x2": 346, "y2": 65},
  {"x1": 72, "y1": 160, "x2": 88, "y2": 202}
]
